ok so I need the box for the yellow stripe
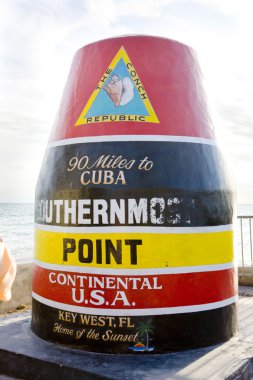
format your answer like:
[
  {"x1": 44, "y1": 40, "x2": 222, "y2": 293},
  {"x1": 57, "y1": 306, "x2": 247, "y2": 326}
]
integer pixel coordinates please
[{"x1": 34, "y1": 230, "x2": 234, "y2": 269}]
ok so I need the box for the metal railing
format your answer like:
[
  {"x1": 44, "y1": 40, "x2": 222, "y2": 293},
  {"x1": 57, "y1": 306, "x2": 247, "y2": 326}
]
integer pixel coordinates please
[
  {"x1": 237, "y1": 215, "x2": 253, "y2": 285},
  {"x1": 238, "y1": 216, "x2": 253, "y2": 266}
]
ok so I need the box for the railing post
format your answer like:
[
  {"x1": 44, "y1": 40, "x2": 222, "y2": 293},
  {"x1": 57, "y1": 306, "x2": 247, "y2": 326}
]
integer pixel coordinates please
[
  {"x1": 250, "y1": 217, "x2": 253, "y2": 267},
  {"x1": 240, "y1": 217, "x2": 244, "y2": 272}
]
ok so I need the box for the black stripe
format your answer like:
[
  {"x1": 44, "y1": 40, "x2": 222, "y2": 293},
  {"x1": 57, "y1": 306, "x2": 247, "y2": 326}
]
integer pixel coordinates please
[
  {"x1": 35, "y1": 188, "x2": 233, "y2": 226},
  {"x1": 35, "y1": 141, "x2": 234, "y2": 227},
  {"x1": 37, "y1": 142, "x2": 232, "y2": 192},
  {"x1": 32, "y1": 298, "x2": 237, "y2": 354}
]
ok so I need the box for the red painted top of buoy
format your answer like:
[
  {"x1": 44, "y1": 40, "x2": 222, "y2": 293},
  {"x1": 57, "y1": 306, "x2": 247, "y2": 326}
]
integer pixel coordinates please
[{"x1": 49, "y1": 35, "x2": 215, "y2": 142}]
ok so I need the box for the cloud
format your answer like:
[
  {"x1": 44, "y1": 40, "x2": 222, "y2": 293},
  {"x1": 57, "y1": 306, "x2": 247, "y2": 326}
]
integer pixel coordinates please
[{"x1": 0, "y1": 0, "x2": 253, "y2": 202}]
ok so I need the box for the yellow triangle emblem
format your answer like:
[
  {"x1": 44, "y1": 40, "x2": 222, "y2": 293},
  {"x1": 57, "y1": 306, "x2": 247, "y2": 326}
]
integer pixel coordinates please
[{"x1": 75, "y1": 46, "x2": 159, "y2": 126}]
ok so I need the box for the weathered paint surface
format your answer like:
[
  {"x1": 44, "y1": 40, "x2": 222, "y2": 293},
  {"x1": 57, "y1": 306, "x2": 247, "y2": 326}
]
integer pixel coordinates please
[{"x1": 32, "y1": 35, "x2": 237, "y2": 353}]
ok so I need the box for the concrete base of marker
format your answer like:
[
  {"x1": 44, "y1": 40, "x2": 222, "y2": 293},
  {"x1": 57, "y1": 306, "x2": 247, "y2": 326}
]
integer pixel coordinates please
[
  {"x1": 0, "y1": 288, "x2": 253, "y2": 380},
  {"x1": 0, "y1": 262, "x2": 32, "y2": 314}
]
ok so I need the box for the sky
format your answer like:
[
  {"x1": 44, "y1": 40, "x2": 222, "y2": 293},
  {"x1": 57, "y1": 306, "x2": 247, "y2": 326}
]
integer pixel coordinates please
[{"x1": 0, "y1": 0, "x2": 252, "y2": 204}]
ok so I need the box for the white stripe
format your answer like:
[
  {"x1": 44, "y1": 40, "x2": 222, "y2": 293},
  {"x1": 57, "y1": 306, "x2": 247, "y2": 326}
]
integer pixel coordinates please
[
  {"x1": 47, "y1": 135, "x2": 217, "y2": 149},
  {"x1": 32, "y1": 293, "x2": 238, "y2": 316},
  {"x1": 34, "y1": 223, "x2": 233, "y2": 234},
  {"x1": 34, "y1": 259, "x2": 235, "y2": 275}
]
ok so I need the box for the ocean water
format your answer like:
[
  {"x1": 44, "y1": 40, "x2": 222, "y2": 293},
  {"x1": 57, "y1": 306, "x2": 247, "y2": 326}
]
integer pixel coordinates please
[
  {"x1": 0, "y1": 203, "x2": 252, "y2": 264},
  {"x1": 0, "y1": 203, "x2": 34, "y2": 262}
]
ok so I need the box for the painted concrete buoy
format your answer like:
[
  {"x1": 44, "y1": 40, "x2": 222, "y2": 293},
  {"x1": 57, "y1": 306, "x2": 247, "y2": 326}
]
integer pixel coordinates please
[{"x1": 32, "y1": 35, "x2": 237, "y2": 353}]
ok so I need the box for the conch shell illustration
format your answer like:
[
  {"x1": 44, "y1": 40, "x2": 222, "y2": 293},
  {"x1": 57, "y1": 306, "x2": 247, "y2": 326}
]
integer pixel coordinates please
[{"x1": 104, "y1": 74, "x2": 134, "y2": 107}]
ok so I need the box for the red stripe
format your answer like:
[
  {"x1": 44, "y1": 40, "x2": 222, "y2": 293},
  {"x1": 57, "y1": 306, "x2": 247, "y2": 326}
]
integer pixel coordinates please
[
  {"x1": 33, "y1": 266, "x2": 237, "y2": 310},
  {"x1": 49, "y1": 36, "x2": 214, "y2": 142}
]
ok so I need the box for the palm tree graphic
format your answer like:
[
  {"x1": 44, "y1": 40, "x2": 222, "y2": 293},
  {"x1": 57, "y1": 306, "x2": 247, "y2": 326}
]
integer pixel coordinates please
[{"x1": 138, "y1": 320, "x2": 154, "y2": 350}]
